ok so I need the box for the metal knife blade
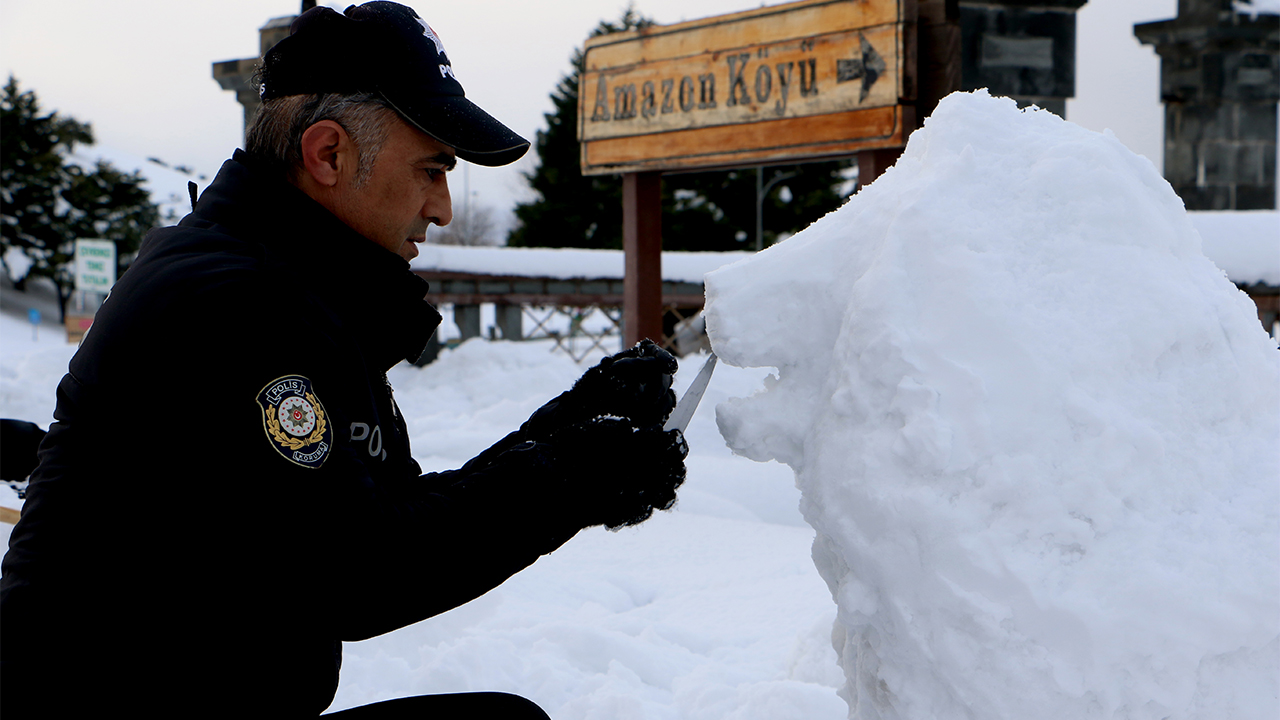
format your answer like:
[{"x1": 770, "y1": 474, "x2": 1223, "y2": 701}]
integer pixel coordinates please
[{"x1": 664, "y1": 353, "x2": 718, "y2": 433}]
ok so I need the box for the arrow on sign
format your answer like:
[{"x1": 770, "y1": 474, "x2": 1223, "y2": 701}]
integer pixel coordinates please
[{"x1": 836, "y1": 34, "x2": 887, "y2": 103}]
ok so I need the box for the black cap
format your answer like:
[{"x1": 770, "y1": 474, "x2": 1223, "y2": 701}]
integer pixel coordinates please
[{"x1": 259, "y1": 2, "x2": 529, "y2": 167}]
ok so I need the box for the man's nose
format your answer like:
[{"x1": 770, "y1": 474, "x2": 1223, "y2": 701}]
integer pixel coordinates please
[{"x1": 427, "y1": 177, "x2": 453, "y2": 227}]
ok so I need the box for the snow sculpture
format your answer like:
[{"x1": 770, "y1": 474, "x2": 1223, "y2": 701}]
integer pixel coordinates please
[{"x1": 705, "y1": 91, "x2": 1280, "y2": 718}]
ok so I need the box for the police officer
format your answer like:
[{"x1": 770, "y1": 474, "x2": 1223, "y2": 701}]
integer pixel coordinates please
[{"x1": 0, "y1": 4, "x2": 687, "y2": 717}]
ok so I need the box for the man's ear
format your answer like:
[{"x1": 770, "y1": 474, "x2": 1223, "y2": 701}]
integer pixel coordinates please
[{"x1": 298, "y1": 120, "x2": 352, "y2": 188}]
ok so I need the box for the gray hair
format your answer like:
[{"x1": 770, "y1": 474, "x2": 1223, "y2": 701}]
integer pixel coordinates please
[{"x1": 244, "y1": 92, "x2": 398, "y2": 186}]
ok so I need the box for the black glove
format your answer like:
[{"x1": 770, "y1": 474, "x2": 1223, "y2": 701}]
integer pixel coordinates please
[
  {"x1": 521, "y1": 340, "x2": 678, "y2": 441},
  {"x1": 549, "y1": 418, "x2": 688, "y2": 530},
  {"x1": 1, "y1": 419, "x2": 46, "y2": 481},
  {"x1": 442, "y1": 341, "x2": 683, "y2": 533}
]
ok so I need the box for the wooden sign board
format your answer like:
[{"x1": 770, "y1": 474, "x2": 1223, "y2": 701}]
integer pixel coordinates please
[{"x1": 579, "y1": 0, "x2": 916, "y2": 175}]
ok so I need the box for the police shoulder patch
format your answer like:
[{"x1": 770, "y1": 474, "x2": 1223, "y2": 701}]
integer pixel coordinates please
[{"x1": 257, "y1": 375, "x2": 333, "y2": 469}]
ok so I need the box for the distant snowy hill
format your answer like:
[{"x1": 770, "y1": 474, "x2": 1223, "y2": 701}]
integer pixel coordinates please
[{"x1": 68, "y1": 143, "x2": 207, "y2": 225}]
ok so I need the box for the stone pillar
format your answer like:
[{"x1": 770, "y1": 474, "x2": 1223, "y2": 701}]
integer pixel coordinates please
[
  {"x1": 413, "y1": 331, "x2": 442, "y2": 367},
  {"x1": 958, "y1": 0, "x2": 1088, "y2": 118},
  {"x1": 860, "y1": 1, "x2": 1087, "y2": 189},
  {"x1": 495, "y1": 304, "x2": 523, "y2": 341},
  {"x1": 212, "y1": 7, "x2": 307, "y2": 143},
  {"x1": 1136, "y1": 1, "x2": 1279, "y2": 210},
  {"x1": 455, "y1": 304, "x2": 481, "y2": 341}
]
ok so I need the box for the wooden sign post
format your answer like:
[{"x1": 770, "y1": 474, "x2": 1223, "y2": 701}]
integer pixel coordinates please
[
  {"x1": 622, "y1": 172, "x2": 665, "y2": 346},
  {"x1": 579, "y1": 0, "x2": 917, "y2": 346}
]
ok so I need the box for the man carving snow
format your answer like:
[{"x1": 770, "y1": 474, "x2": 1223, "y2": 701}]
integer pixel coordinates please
[{"x1": 0, "y1": 3, "x2": 687, "y2": 717}]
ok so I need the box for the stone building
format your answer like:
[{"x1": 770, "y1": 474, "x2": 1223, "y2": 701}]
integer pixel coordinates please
[
  {"x1": 212, "y1": 2, "x2": 315, "y2": 141},
  {"x1": 958, "y1": 0, "x2": 1089, "y2": 118},
  {"x1": 1135, "y1": 1, "x2": 1279, "y2": 210},
  {"x1": 864, "y1": 1, "x2": 1089, "y2": 182}
]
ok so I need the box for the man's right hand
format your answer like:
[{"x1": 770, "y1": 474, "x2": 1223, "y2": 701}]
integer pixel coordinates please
[
  {"x1": 548, "y1": 417, "x2": 688, "y2": 530},
  {"x1": 520, "y1": 340, "x2": 679, "y2": 440},
  {"x1": 570, "y1": 339, "x2": 678, "y2": 427}
]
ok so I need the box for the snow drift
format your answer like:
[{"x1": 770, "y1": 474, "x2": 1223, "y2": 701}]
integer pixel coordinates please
[{"x1": 705, "y1": 91, "x2": 1280, "y2": 718}]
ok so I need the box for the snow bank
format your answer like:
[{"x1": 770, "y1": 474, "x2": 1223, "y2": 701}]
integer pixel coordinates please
[
  {"x1": 1236, "y1": 0, "x2": 1280, "y2": 17},
  {"x1": 1189, "y1": 211, "x2": 1280, "y2": 286},
  {"x1": 705, "y1": 90, "x2": 1280, "y2": 718},
  {"x1": 410, "y1": 244, "x2": 751, "y2": 284}
]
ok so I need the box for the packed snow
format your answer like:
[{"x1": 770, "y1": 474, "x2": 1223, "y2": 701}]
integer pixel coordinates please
[
  {"x1": 1236, "y1": 0, "x2": 1280, "y2": 17},
  {"x1": 411, "y1": 245, "x2": 752, "y2": 284},
  {"x1": 1189, "y1": 211, "x2": 1280, "y2": 287},
  {"x1": 0, "y1": 277, "x2": 844, "y2": 718},
  {"x1": 705, "y1": 90, "x2": 1280, "y2": 718}
]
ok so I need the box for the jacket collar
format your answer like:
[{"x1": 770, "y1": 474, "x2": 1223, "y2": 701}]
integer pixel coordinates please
[{"x1": 187, "y1": 150, "x2": 441, "y2": 371}]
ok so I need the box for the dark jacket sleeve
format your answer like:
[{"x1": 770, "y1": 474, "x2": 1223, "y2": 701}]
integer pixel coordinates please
[
  {"x1": 186, "y1": 275, "x2": 585, "y2": 642},
  {"x1": 325, "y1": 439, "x2": 582, "y2": 640}
]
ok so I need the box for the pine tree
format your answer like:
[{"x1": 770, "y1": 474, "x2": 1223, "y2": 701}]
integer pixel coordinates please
[
  {"x1": 664, "y1": 162, "x2": 855, "y2": 251},
  {"x1": 508, "y1": 9, "x2": 853, "y2": 252},
  {"x1": 507, "y1": 9, "x2": 651, "y2": 250},
  {"x1": 1, "y1": 76, "x2": 158, "y2": 317}
]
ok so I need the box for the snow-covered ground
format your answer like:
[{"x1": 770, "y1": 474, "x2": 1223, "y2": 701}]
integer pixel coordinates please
[
  {"x1": 1237, "y1": 0, "x2": 1280, "y2": 17},
  {"x1": 707, "y1": 91, "x2": 1280, "y2": 718},
  {"x1": 411, "y1": 245, "x2": 753, "y2": 284},
  {"x1": 1189, "y1": 211, "x2": 1280, "y2": 287},
  {"x1": 0, "y1": 277, "x2": 845, "y2": 718},
  {"x1": 68, "y1": 142, "x2": 206, "y2": 226}
]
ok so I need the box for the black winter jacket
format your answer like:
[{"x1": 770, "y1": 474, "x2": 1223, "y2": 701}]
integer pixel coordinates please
[{"x1": 1, "y1": 152, "x2": 581, "y2": 717}]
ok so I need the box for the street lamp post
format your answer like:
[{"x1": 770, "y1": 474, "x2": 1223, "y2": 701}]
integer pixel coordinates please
[{"x1": 756, "y1": 167, "x2": 797, "y2": 252}]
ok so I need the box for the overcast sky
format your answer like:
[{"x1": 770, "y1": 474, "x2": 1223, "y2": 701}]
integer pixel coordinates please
[{"x1": 2, "y1": 0, "x2": 1187, "y2": 236}]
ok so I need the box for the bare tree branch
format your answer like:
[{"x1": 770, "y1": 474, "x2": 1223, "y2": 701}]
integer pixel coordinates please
[{"x1": 429, "y1": 203, "x2": 501, "y2": 246}]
